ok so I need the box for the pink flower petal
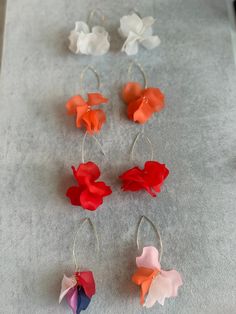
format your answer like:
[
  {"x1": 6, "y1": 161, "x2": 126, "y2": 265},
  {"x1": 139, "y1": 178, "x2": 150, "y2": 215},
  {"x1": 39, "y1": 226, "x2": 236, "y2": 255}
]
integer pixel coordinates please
[
  {"x1": 144, "y1": 269, "x2": 183, "y2": 308},
  {"x1": 66, "y1": 286, "x2": 78, "y2": 314},
  {"x1": 136, "y1": 246, "x2": 161, "y2": 270},
  {"x1": 59, "y1": 275, "x2": 77, "y2": 303}
]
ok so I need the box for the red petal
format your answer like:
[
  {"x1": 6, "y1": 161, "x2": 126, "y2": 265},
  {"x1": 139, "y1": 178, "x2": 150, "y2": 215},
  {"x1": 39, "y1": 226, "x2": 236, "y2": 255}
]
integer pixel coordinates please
[
  {"x1": 128, "y1": 97, "x2": 154, "y2": 124},
  {"x1": 144, "y1": 161, "x2": 169, "y2": 187},
  {"x1": 76, "y1": 104, "x2": 89, "y2": 127},
  {"x1": 82, "y1": 109, "x2": 106, "y2": 135},
  {"x1": 72, "y1": 162, "x2": 100, "y2": 185},
  {"x1": 122, "y1": 82, "x2": 143, "y2": 104},
  {"x1": 75, "y1": 271, "x2": 96, "y2": 298},
  {"x1": 119, "y1": 167, "x2": 145, "y2": 191},
  {"x1": 79, "y1": 189, "x2": 103, "y2": 211},
  {"x1": 87, "y1": 93, "x2": 108, "y2": 106},
  {"x1": 66, "y1": 186, "x2": 83, "y2": 206},
  {"x1": 87, "y1": 181, "x2": 112, "y2": 197},
  {"x1": 142, "y1": 88, "x2": 165, "y2": 112}
]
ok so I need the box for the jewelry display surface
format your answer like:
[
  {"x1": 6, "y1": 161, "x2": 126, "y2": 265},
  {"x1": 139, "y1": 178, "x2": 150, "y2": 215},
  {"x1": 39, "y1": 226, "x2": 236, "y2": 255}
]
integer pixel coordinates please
[{"x1": 0, "y1": 0, "x2": 236, "y2": 313}]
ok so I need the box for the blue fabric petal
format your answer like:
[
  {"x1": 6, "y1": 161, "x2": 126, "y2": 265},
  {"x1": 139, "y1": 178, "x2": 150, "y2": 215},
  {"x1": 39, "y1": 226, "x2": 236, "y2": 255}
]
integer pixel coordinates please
[{"x1": 76, "y1": 287, "x2": 91, "y2": 314}]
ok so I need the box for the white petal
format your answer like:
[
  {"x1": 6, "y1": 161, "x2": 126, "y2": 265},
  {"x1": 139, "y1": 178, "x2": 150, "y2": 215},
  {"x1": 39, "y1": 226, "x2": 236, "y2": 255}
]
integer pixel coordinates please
[
  {"x1": 141, "y1": 16, "x2": 155, "y2": 32},
  {"x1": 68, "y1": 30, "x2": 80, "y2": 54},
  {"x1": 59, "y1": 275, "x2": 77, "y2": 303},
  {"x1": 121, "y1": 32, "x2": 139, "y2": 55},
  {"x1": 140, "y1": 36, "x2": 161, "y2": 50},
  {"x1": 78, "y1": 32, "x2": 110, "y2": 56},
  {"x1": 119, "y1": 13, "x2": 143, "y2": 38},
  {"x1": 74, "y1": 21, "x2": 89, "y2": 34},
  {"x1": 144, "y1": 270, "x2": 183, "y2": 308},
  {"x1": 92, "y1": 26, "x2": 108, "y2": 35}
]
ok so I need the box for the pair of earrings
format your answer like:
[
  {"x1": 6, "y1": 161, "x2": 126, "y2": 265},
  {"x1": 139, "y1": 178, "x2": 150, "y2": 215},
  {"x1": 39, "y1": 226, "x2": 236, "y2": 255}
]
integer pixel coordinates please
[
  {"x1": 59, "y1": 216, "x2": 183, "y2": 313},
  {"x1": 68, "y1": 11, "x2": 161, "y2": 56}
]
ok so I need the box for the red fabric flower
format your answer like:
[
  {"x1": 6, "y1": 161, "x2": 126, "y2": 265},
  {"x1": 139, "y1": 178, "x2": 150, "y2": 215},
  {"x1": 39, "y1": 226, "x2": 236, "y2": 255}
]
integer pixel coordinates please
[
  {"x1": 75, "y1": 271, "x2": 96, "y2": 298},
  {"x1": 66, "y1": 162, "x2": 112, "y2": 210},
  {"x1": 122, "y1": 82, "x2": 165, "y2": 124},
  {"x1": 119, "y1": 161, "x2": 169, "y2": 197}
]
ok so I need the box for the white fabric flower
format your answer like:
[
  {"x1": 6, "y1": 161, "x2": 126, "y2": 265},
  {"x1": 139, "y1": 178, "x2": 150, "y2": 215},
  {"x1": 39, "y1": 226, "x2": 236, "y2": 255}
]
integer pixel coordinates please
[
  {"x1": 118, "y1": 13, "x2": 160, "y2": 55},
  {"x1": 68, "y1": 21, "x2": 110, "y2": 56}
]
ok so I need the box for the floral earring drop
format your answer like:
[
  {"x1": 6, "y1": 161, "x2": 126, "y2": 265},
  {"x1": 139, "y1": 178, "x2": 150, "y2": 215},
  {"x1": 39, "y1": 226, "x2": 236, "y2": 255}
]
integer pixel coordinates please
[
  {"x1": 122, "y1": 62, "x2": 165, "y2": 124},
  {"x1": 118, "y1": 12, "x2": 160, "y2": 55},
  {"x1": 59, "y1": 218, "x2": 99, "y2": 313},
  {"x1": 69, "y1": 9, "x2": 110, "y2": 56},
  {"x1": 132, "y1": 216, "x2": 183, "y2": 308},
  {"x1": 66, "y1": 132, "x2": 112, "y2": 211},
  {"x1": 66, "y1": 66, "x2": 109, "y2": 135},
  {"x1": 119, "y1": 131, "x2": 169, "y2": 198}
]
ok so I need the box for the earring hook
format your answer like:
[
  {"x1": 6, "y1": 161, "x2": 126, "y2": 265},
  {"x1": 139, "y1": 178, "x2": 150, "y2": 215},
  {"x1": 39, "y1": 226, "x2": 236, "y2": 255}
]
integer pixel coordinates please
[
  {"x1": 130, "y1": 131, "x2": 154, "y2": 163},
  {"x1": 72, "y1": 218, "x2": 100, "y2": 272},
  {"x1": 81, "y1": 131, "x2": 105, "y2": 163},
  {"x1": 80, "y1": 65, "x2": 101, "y2": 94},
  {"x1": 136, "y1": 215, "x2": 163, "y2": 262},
  {"x1": 87, "y1": 9, "x2": 105, "y2": 27},
  {"x1": 128, "y1": 61, "x2": 148, "y2": 88}
]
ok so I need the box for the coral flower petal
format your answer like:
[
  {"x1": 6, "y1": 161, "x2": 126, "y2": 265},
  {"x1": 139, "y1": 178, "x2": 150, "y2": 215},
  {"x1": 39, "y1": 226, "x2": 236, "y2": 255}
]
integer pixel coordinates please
[
  {"x1": 82, "y1": 109, "x2": 106, "y2": 134},
  {"x1": 87, "y1": 93, "x2": 108, "y2": 106},
  {"x1": 143, "y1": 88, "x2": 165, "y2": 112},
  {"x1": 122, "y1": 82, "x2": 143, "y2": 104},
  {"x1": 76, "y1": 104, "x2": 89, "y2": 127},
  {"x1": 66, "y1": 95, "x2": 87, "y2": 115},
  {"x1": 128, "y1": 97, "x2": 154, "y2": 124}
]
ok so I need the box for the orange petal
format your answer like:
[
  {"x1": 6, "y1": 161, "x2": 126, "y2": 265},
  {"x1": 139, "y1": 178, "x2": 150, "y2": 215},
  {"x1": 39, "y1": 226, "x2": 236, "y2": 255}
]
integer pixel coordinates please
[
  {"x1": 76, "y1": 104, "x2": 89, "y2": 128},
  {"x1": 143, "y1": 88, "x2": 165, "y2": 112},
  {"x1": 128, "y1": 97, "x2": 154, "y2": 124},
  {"x1": 87, "y1": 93, "x2": 108, "y2": 106},
  {"x1": 132, "y1": 267, "x2": 158, "y2": 305},
  {"x1": 66, "y1": 95, "x2": 87, "y2": 115},
  {"x1": 82, "y1": 109, "x2": 106, "y2": 135},
  {"x1": 122, "y1": 82, "x2": 143, "y2": 104}
]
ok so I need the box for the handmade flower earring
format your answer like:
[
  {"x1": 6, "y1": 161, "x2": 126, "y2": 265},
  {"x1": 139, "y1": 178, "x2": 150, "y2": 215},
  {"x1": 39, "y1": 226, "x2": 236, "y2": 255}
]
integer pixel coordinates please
[
  {"x1": 132, "y1": 216, "x2": 183, "y2": 308},
  {"x1": 66, "y1": 132, "x2": 112, "y2": 211},
  {"x1": 59, "y1": 218, "x2": 99, "y2": 314},
  {"x1": 66, "y1": 66, "x2": 109, "y2": 135},
  {"x1": 122, "y1": 62, "x2": 165, "y2": 124},
  {"x1": 69, "y1": 9, "x2": 110, "y2": 56},
  {"x1": 118, "y1": 12, "x2": 160, "y2": 55},
  {"x1": 119, "y1": 131, "x2": 169, "y2": 198}
]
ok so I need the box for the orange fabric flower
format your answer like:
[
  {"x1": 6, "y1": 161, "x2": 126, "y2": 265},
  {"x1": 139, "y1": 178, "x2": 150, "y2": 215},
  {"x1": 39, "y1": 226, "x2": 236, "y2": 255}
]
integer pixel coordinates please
[
  {"x1": 132, "y1": 267, "x2": 159, "y2": 305},
  {"x1": 122, "y1": 82, "x2": 165, "y2": 124},
  {"x1": 66, "y1": 93, "x2": 108, "y2": 134}
]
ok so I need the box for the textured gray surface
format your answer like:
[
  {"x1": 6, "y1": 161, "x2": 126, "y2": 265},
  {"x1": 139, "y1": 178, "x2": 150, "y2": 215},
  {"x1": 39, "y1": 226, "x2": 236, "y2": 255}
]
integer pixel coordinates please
[{"x1": 0, "y1": 0, "x2": 236, "y2": 313}]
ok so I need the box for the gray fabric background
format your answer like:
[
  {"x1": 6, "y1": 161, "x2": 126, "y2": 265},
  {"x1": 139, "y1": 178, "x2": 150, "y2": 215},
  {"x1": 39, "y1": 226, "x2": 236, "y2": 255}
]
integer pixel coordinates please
[{"x1": 0, "y1": 0, "x2": 236, "y2": 313}]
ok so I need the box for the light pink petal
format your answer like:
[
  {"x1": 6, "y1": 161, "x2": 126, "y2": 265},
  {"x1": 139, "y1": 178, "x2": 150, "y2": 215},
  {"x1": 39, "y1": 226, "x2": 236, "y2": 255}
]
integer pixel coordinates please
[
  {"x1": 66, "y1": 286, "x2": 78, "y2": 314},
  {"x1": 136, "y1": 246, "x2": 161, "y2": 270},
  {"x1": 144, "y1": 270, "x2": 183, "y2": 308},
  {"x1": 59, "y1": 275, "x2": 77, "y2": 303}
]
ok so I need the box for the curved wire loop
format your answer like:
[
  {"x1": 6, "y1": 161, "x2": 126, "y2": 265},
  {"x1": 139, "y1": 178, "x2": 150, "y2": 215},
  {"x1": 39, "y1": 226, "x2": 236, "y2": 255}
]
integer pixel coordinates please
[
  {"x1": 80, "y1": 65, "x2": 101, "y2": 93},
  {"x1": 87, "y1": 9, "x2": 105, "y2": 27},
  {"x1": 128, "y1": 61, "x2": 148, "y2": 88},
  {"x1": 130, "y1": 131, "x2": 154, "y2": 162},
  {"x1": 136, "y1": 215, "x2": 163, "y2": 262},
  {"x1": 81, "y1": 131, "x2": 105, "y2": 163}
]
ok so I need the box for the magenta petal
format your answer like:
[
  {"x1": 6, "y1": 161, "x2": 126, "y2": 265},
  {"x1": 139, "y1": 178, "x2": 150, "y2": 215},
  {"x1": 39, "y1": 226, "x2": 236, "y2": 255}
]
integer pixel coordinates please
[
  {"x1": 144, "y1": 269, "x2": 183, "y2": 308},
  {"x1": 66, "y1": 286, "x2": 78, "y2": 314},
  {"x1": 136, "y1": 246, "x2": 161, "y2": 270}
]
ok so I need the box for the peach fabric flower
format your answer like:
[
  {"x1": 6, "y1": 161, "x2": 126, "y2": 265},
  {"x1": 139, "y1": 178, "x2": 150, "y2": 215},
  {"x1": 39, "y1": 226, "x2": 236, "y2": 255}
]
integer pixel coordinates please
[
  {"x1": 66, "y1": 93, "x2": 108, "y2": 134},
  {"x1": 122, "y1": 82, "x2": 165, "y2": 124}
]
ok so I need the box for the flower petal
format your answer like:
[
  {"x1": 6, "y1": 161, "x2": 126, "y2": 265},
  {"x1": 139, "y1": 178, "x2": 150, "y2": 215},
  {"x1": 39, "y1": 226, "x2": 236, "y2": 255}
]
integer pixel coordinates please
[
  {"x1": 87, "y1": 93, "x2": 108, "y2": 106},
  {"x1": 78, "y1": 31, "x2": 110, "y2": 56},
  {"x1": 82, "y1": 109, "x2": 106, "y2": 134},
  {"x1": 74, "y1": 21, "x2": 90, "y2": 34},
  {"x1": 140, "y1": 35, "x2": 161, "y2": 50},
  {"x1": 80, "y1": 189, "x2": 103, "y2": 211},
  {"x1": 136, "y1": 246, "x2": 161, "y2": 270},
  {"x1": 66, "y1": 95, "x2": 87, "y2": 115},
  {"x1": 76, "y1": 104, "x2": 89, "y2": 127},
  {"x1": 59, "y1": 275, "x2": 77, "y2": 303},
  {"x1": 72, "y1": 162, "x2": 100, "y2": 185},
  {"x1": 143, "y1": 161, "x2": 169, "y2": 194},
  {"x1": 132, "y1": 267, "x2": 159, "y2": 305},
  {"x1": 87, "y1": 181, "x2": 112, "y2": 197},
  {"x1": 75, "y1": 271, "x2": 96, "y2": 298},
  {"x1": 119, "y1": 166, "x2": 145, "y2": 191},
  {"x1": 128, "y1": 97, "x2": 154, "y2": 124},
  {"x1": 122, "y1": 82, "x2": 143, "y2": 104},
  {"x1": 68, "y1": 31, "x2": 80, "y2": 54},
  {"x1": 143, "y1": 88, "x2": 165, "y2": 112},
  {"x1": 66, "y1": 286, "x2": 78, "y2": 314},
  {"x1": 141, "y1": 16, "x2": 155, "y2": 33},
  {"x1": 77, "y1": 287, "x2": 91, "y2": 313},
  {"x1": 119, "y1": 13, "x2": 143, "y2": 38},
  {"x1": 66, "y1": 186, "x2": 83, "y2": 206},
  {"x1": 144, "y1": 270, "x2": 183, "y2": 308},
  {"x1": 121, "y1": 32, "x2": 140, "y2": 55}
]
